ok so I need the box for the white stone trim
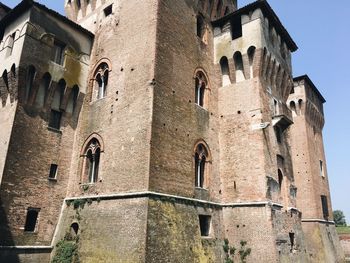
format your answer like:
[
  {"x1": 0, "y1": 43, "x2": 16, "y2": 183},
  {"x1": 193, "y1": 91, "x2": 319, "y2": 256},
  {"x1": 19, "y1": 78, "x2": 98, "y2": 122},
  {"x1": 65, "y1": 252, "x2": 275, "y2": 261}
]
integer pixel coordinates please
[{"x1": 302, "y1": 219, "x2": 335, "y2": 224}]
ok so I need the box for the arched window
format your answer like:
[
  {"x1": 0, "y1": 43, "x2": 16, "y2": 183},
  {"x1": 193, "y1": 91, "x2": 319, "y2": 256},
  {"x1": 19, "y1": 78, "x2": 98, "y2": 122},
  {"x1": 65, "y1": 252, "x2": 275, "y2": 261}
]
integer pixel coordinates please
[
  {"x1": 66, "y1": 85, "x2": 79, "y2": 114},
  {"x1": 25, "y1": 65, "x2": 36, "y2": 103},
  {"x1": 83, "y1": 138, "x2": 101, "y2": 183},
  {"x1": 289, "y1": 101, "x2": 296, "y2": 116},
  {"x1": 233, "y1": 52, "x2": 245, "y2": 82},
  {"x1": 94, "y1": 63, "x2": 109, "y2": 100},
  {"x1": 219, "y1": 56, "x2": 231, "y2": 86},
  {"x1": 76, "y1": 0, "x2": 81, "y2": 9},
  {"x1": 195, "y1": 70, "x2": 208, "y2": 108},
  {"x1": 248, "y1": 46, "x2": 256, "y2": 78},
  {"x1": 35, "y1": 73, "x2": 51, "y2": 108},
  {"x1": 194, "y1": 143, "x2": 209, "y2": 188}
]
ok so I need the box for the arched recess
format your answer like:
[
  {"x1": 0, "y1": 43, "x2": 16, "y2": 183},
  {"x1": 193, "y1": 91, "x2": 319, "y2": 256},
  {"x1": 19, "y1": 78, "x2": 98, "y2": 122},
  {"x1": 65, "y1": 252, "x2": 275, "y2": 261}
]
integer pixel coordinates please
[
  {"x1": 289, "y1": 101, "x2": 297, "y2": 116},
  {"x1": 194, "y1": 68, "x2": 210, "y2": 109},
  {"x1": 233, "y1": 51, "x2": 245, "y2": 82},
  {"x1": 2, "y1": 70, "x2": 8, "y2": 90},
  {"x1": 278, "y1": 169, "x2": 283, "y2": 192},
  {"x1": 247, "y1": 46, "x2": 256, "y2": 78},
  {"x1": 219, "y1": 56, "x2": 231, "y2": 86},
  {"x1": 298, "y1": 99, "x2": 303, "y2": 115},
  {"x1": 193, "y1": 140, "x2": 211, "y2": 189},
  {"x1": 35, "y1": 73, "x2": 51, "y2": 108}
]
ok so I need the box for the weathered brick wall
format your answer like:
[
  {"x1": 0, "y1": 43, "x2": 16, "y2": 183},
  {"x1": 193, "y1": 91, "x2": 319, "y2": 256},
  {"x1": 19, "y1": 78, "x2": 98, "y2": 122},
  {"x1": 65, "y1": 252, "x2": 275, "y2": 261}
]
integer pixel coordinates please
[
  {"x1": 150, "y1": 0, "x2": 221, "y2": 201},
  {"x1": 66, "y1": 0, "x2": 158, "y2": 197},
  {"x1": 146, "y1": 199, "x2": 223, "y2": 263},
  {"x1": 288, "y1": 79, "x2": 345, "y2": 261},
  {"x1": 53, "y1": 198, "x2": 149, "y2": 263},
  {"x1": 0, "y1": 4, "x2": 92, "y2": 252}
]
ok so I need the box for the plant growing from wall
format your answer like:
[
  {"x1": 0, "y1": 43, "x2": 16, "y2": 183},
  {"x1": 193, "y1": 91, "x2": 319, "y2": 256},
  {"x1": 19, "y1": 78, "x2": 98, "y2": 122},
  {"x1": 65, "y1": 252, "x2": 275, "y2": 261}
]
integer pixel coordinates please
[
  {"x1": 223, "y1": 239, "x2": 251, "y2": 263},
  {"x1": 51, "y1": 235, "x2": 80, "y2": 263}
]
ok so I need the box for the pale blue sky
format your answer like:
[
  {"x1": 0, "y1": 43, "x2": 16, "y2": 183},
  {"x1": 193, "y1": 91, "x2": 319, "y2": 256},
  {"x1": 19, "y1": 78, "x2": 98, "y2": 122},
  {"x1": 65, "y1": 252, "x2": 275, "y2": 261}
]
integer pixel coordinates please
[{"x1": 2, "y1": 0, "x2": 349, "y2": 223}]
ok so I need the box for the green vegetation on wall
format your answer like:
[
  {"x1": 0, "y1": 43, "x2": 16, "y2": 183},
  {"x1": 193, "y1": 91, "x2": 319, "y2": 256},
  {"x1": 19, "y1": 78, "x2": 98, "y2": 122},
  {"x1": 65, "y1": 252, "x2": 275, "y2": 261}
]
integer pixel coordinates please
[{"x1": 223, "y1": 239, "x2": 251, "y2": 263}]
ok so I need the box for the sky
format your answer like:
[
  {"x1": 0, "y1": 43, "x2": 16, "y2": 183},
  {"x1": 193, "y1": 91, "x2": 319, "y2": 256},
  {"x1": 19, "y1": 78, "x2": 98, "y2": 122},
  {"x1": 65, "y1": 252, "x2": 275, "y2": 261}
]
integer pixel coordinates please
[{"x1": 2, "y1": 0, "x2": 349, "y2": 223}]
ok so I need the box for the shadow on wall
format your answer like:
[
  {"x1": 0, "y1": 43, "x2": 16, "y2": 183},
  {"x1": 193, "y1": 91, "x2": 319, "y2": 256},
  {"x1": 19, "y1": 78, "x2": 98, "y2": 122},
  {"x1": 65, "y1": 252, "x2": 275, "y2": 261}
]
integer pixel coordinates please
[{"x1": 0, "y1": 197, "x2": 20, "y2": 263}]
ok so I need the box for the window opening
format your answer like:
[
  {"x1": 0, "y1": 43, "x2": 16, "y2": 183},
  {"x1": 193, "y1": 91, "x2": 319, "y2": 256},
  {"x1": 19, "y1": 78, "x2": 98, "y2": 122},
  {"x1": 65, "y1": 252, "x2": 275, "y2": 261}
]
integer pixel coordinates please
[
  {"x1": 49, "y1": 164, "x2": 58, "y2": 180},
  {"x1": 275, "y1": 126, "x2": 282, "y2": 143},
  {"x1": 199, "y1": 215, "x2": 211, "y2": 237},
  {"x1": 195, "y1": 71, "x2": 207, "y2": 108},
  {"x1": 195, "y1": 143, "x2": 208, "y2": 188},
  {"x1": 24, "y1": 208, "x2": 39, "y2": 232},
  {"x1": 70, "y1": 223, "x2": 79, "y2": 237},
  {"x1": 321, "y1": 195, "x2": 329, "y2": 219},
  {"x1": 94, "y1": 63, "x2": 109, "y2": 100},
  {"x1": 104, "y1": 4, "x2": 113, "y2": 17},
  {"x1": 52, "y1": 40, "x2": 65, "y2": 65},
  {"x1": 2, "y1": 70, "x2": 8, "y2": 90},
  {"x1": 49, "y1": 110, "x2": 62, "y2": 130},
  {"x1": 319, "y1": 160, "x2": 324, "y2": 177},
  {"x1": 289, "y1": 232, "x2": 295, "y2": 252},
  {"x1": 197, "y1": 15, "x2": 205, "y2": 38},
  {"x1": 278, "y1": 169, "x2": 283, "y2": 192},
  {"x1": 6, "y1": 32, "x2": 16, "y2": 57},
  {"x1": 231, "y1": 16, "x2": 242, "y2": 40},
  {"x1": 84, "y1": 139, "x2": 101, "y2": 183}
]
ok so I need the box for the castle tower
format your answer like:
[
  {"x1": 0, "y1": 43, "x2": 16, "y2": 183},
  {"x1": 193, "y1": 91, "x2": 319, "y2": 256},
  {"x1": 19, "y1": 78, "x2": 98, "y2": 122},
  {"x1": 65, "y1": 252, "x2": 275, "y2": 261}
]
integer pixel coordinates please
[
  {"x1": 288, "y1": 75, "x2": 344, "y2": 262},
  {"x1": 212, "y1": 1, "x2": 309, "y2": 261}
]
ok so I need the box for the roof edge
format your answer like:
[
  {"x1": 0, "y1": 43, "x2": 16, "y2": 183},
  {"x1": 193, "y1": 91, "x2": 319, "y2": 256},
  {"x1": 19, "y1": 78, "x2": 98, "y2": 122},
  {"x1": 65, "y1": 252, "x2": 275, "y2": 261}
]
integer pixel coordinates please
[
  {"x1": 0, "y1": 0, "x2": 93, "y2": 38},
  {"x1": 293, "y1": 75, "x2": 326, "y2": 103},
  {"x1": 212, "y1": 0, "x2": 298, "y2": 52},
  {"x1": 0, "y1": 2, "x2": 11, "y2": 12}
]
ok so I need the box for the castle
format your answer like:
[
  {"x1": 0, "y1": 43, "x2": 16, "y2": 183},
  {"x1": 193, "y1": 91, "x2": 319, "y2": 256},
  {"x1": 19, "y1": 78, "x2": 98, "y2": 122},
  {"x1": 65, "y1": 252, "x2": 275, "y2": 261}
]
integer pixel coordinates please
[{"x1": 0, "y1": 0, "x2": 345, "y2": 262}]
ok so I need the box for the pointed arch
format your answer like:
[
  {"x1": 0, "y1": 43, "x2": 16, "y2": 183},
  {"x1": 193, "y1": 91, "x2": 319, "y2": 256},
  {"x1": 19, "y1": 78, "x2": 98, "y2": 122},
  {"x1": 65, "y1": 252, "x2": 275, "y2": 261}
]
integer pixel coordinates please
[
  {"x1": 35, "y1": 72, "x2": 52, "y2": 108},
  {"x1": 193, "y1": 140, "x2": 211, "y2": 189},
  {"x1": 247, "y1": 46, "x2": 256, "y2": 78},
  {"x1": 194, "y1": 68, "x2": 210, "y2": 109}
]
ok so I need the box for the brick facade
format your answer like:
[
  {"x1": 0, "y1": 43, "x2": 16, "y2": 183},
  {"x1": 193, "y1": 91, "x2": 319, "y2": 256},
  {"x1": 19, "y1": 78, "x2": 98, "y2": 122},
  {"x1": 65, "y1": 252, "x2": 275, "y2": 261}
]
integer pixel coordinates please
[{"x1": 0, "y1": 0, "x2": 344, "y2": 262}]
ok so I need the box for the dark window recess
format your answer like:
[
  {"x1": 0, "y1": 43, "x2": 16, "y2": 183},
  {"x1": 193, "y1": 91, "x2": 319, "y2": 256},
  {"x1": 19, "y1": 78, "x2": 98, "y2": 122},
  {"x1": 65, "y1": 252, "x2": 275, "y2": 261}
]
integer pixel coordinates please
[
  {"x1": 275, "y1": 126, "x2": 282, "y2": 143},
  {"x1": 196, "y1": 15, "x2": 205, "y2": 39},
  {"x1": 321, "y1": 195, "x2": 329, "y2": 219},
  {"x1": 24, "y1": 209, "x2": 39, "y2": 232},
  {"x1": 104, "y1": 5, "x2": 113, "y2": 17},
  {"x1": 231, "y1": 16, "x2": 242, "y2": 40},
  {"x1": 199, "y1": 215, "x2": 211, "y2": 237},
  {"x1": 49, "y1": 164, "x2": 58, "y2": 179},
  {"x1": 289, "y1": 232, "x2": 295, "y2": 251},
  {"x1": 52, "y1": 40, "x2": 65, "y2": 65},
  {"x1": 49, "y1": 110, "x2": 62, "y2": 130}
]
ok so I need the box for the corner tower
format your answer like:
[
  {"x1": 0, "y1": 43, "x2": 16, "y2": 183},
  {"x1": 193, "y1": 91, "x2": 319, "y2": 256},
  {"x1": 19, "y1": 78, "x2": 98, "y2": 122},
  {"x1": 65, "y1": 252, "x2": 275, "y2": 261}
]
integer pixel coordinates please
[
  {"x1": 212, "y1": 1, "x2": 310, "y2": 262},
  {"x1": 288, "y1": 75, "x2": 344, "y2": 262}
]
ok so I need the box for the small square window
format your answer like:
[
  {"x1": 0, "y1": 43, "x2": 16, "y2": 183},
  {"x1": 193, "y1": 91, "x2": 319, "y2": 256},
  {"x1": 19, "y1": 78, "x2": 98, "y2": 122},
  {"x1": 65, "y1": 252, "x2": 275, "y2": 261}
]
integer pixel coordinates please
[
  {"x1": 104, "y1": 5, "x2": 113, "y2": 17},
  {"x1": 24, "y1": 208, "x2": 40, "y2": 232},
  {"x1": 198, "y1": 215, "x2": 211, "y2": 237},
  {"x1": 48, "y1": 110, "x2": 62, "y2": 130},
  {"x1": 49, "y1": 164, "x2": 58, "y2": 180}
]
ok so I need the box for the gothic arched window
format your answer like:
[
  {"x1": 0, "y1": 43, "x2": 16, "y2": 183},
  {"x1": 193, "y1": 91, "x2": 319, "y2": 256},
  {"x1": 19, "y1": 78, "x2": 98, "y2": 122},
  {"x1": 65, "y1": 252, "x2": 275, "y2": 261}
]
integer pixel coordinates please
[
  {"x1": 83, "y1": 138, "x2": 101, "y2": 183},
  {"x1": 195, "y1": 70, "x2": 208, "y2": 108},
  {"x1": 94, "y1": 63, "x2": 109, "y2": 100},
  {"x1": 194, "y1": 143, "x2": 209, "y2": 188}
]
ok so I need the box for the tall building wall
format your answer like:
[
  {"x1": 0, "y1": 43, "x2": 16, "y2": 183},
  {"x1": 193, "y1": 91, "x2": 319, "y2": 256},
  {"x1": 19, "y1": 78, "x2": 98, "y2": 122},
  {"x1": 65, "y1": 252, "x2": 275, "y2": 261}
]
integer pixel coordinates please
[{"x1": 288, "y1": 76, "x2": 344, "y2": 262}]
